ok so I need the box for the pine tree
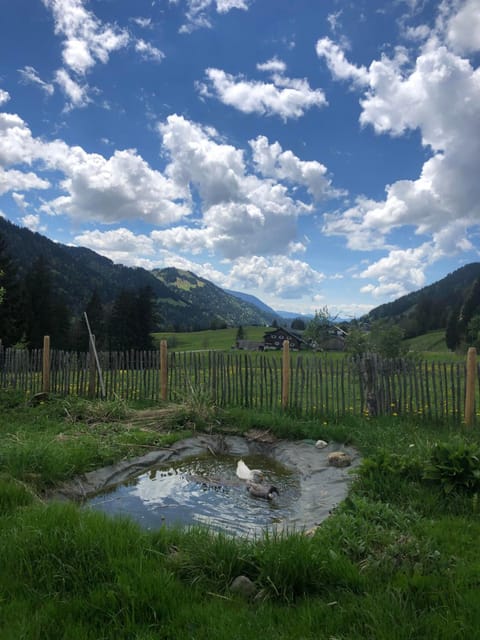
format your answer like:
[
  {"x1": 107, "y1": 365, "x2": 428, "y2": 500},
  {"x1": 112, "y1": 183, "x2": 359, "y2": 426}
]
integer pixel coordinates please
[
  {"x1": 108, "y1": 288, "x2": 155, "y2": 350},
  {"x1": 23, "y1": 256, "x2": 54, "y2": 348},
  {"x1": 460, "y1": 278, "x2": 480, "y2": 330},
  {"x1": 445, "y1": 308, "x2": 461, "y2": 351},
  {"x1": 22, "y1": 256, "x2": 72, "y2": 348},
  {"x1": 135, "y1": 286, "x2": 154, "y2": 349},
  {"x1": 0, "y1": 234, "x2": 24, "y2": 345}
]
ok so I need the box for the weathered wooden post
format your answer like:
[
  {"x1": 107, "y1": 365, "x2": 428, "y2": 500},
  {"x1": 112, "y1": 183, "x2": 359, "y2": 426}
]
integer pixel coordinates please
[
  {"x1": 160, "y1": 339, "x2": 168, "y2": 401},
  {"x1": 282, "y1": 339, "x2": 290, "y2": 410},
  {"x1": 464, "y1": 346, "x2": 477, "y2": 427},
  {"x1": 42, "y1": 335, "x2": 50, "y2": 394},
  {"x1": 84, "y1": 312, "x2": 106, "y2": 399},
  {"x1": 88, "y1": 335, "x2": 97, "y2": 399},
  {"x1": 359, "y1": 354, "x2": 378, "y2": 417}
]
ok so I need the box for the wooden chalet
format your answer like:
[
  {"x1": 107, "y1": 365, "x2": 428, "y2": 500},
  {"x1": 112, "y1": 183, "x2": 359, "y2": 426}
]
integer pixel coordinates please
[{"x1": 263, "y1": 327, "x2": 307, "y2": 351}]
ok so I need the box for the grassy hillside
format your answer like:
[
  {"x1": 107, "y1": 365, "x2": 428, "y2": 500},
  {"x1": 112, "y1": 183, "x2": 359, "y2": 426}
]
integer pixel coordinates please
[
  {"x1": 404, "y1": 330, "x2": 467, "y2": 362},
  {"x1": 405, "y1": 330, "x2": 449, "y2": 352},
  {"x1": 153, "y1": 326, "x2": 272, "y2": 351},
  {"x1": 151, "y1": 267, "x2": 277, "y2": 327}
]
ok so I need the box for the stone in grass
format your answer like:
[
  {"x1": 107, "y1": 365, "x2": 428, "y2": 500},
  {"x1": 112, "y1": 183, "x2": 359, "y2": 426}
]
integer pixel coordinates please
[
  {"x1": 315, "y1": 439, "x2": 328, "y2": 449},
  {"x1": 28, "y1": 392, "x2": 49, "y2": 406},
  {"x1": 230, "y1": 575, "x2": 257, "y2": 599},
  {"x1": 328, "y1": 451, "x2": 352, "y2": 468}
]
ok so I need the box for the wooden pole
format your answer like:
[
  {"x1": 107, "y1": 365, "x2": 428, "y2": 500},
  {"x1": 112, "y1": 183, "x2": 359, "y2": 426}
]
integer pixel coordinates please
[
  {"x1": 282, "y1": 339, "x2": 290, "y2": 410},
  {"x1": 42, "y1": 335, "x2": 50, "y2": 394},
  {"x1": 83, "y1": 312, "x2": 106, "y2": 398},
  {"x1": 160, "y1": 339, "x2": 168, "y2": 401},
  {"x1": 464, "y1": 346, "x2": 477, "y2": 427},
  {"x1": 88, "y1": 336, "x2": 97, "y2": 399}
]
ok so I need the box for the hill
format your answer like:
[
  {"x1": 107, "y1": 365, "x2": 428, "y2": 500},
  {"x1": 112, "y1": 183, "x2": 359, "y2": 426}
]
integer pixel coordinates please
[
  {"x1": 365, "y1": 263, "x2": 480, "y2": 337},
  {"x1": 0, "y1": 217, "x2": 192, "y2": 327},
  {"x1": 0, "y1": 218, "x2": 276, "y2": 331},
  {"x1": 225, "y1": 289, "x2": 280, "y2": 320},
  {"x1": 152, "y1": 268, "x2": 276, "y2": 328}
]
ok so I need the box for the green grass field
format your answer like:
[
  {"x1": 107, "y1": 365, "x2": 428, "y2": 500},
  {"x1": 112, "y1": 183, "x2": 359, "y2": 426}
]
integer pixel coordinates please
[
  {"x1": 405, "y1": 329, "x2": 448, "y2": 352},
  {"x1": 154, "y1": 326, "x2": 466, "y2": 362},
  {"x1": 1, "y1": 393, "x2": 480, "y2": 639},
  {"x1": 153, "y1": 325, "x2": 272, "y2": 351}
]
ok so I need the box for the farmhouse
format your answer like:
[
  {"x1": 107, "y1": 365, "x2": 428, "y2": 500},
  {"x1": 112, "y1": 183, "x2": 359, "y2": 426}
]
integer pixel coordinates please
[{"x1": 263, "y1": 327, "x2": 307, "y2": 351}]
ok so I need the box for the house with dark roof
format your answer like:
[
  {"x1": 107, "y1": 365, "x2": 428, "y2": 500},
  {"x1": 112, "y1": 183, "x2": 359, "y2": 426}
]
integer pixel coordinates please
[{"x1": 263, "y1": 327, "x2": 308, "y2": 351}]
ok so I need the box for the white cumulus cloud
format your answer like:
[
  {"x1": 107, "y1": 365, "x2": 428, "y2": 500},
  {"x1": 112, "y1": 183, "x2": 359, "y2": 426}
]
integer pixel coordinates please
[
  {"x1": 74, "y1": 228, "x2": 155, "y2": 266},
  {"x1": 42, "y1": 0, "x2": 130, "y2": 75},
  {"x1": 445, "y1": 0, "x2": 480, "y2": 54},
  {"x1": 156, "y1": 114, "x2": 328, "y2": 259},
  {"x1": 21, "y1": 213, "x2": 45, "y2": 233},
  {"x1": 318, "y1": 1, "x2": 480, "y2": 298},
  {"x1": 250, "y1": 135, "x2": 342, "y2": 201},
  {"x1": 225, "y1": 255, "x2": 326, "y2": 298},
  {"x1": 316, "y1": 37, "x2": 369, "y2": 86},
  {"x1": 197, "y1": 67, "x2": 327, "y2": 120},
  {"x1": 359, "y1": 245, "x2": 431, "y2": 299},
  {"x1": 0, "y1": 111, "x2": 189, "y2": 225}
]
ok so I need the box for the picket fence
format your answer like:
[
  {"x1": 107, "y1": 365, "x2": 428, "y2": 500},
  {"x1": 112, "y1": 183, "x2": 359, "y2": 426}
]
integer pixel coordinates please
[{"x1": 0, "y1": 342, "x2": 478, "y2": 424}]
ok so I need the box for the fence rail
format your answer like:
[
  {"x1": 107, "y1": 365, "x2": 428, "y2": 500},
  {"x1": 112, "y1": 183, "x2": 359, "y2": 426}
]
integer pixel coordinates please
[{"x1": 0, "y1": 342, "x2": 478, "y2": 423}]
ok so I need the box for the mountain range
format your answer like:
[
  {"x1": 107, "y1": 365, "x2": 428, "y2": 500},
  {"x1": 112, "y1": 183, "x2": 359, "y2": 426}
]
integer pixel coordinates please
[
  {"x1": 2, "y1": 216, "x2": 479, "y2": 335},
  {"x1": 0, "y1": 217, "x2": 279, "y2": 330}
]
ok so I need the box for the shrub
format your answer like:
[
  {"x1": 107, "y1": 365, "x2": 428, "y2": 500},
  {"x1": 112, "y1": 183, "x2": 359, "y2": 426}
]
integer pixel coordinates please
[{"x1": 423, "y1": 438, "x2": 480, "y2": 495}]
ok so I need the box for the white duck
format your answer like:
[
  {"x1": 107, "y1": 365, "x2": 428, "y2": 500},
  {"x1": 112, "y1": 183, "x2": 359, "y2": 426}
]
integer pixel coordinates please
[{"x1": 236, "y1": 459, "x2": 264, "y2": 482}]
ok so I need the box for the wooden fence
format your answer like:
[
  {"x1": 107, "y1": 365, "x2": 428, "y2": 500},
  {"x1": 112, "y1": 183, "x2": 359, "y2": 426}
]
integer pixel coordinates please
[{"x1": 0, "y1": 340, "x2": 478, "y2": 424}]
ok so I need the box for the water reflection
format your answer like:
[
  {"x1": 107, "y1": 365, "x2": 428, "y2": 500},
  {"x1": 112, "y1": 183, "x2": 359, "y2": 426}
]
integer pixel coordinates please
[{"x1": 86, "y1": 454, "x2": 301, "y2": 537}]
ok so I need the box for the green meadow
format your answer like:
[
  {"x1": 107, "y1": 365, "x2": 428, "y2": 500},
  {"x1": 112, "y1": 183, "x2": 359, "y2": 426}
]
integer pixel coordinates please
[
  {"x1": 1, "y1": 391, "x2": 479, "y2": 639},
  {"x1": 153, "y1": 326, "x2": 465, "y2": 361},
  {"x1": 153, "y1": 325, "x2": 271, "y2": 351}
]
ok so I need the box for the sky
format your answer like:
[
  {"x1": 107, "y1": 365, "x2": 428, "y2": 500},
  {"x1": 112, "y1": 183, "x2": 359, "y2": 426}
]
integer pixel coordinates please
[{"x1": 0, "y1": 0, "x2": 479, "y2": 318}]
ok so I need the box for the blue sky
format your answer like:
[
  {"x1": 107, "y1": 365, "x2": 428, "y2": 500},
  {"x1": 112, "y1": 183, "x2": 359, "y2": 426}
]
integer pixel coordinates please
[{"x1": 1, "y1": 0, "x2": 479, "y2": 317}]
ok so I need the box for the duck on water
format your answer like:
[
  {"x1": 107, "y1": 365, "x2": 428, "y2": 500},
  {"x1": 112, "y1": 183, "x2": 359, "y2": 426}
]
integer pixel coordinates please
[{"x1": 236, "y1": 460, "x2": 279, "y2": 501}]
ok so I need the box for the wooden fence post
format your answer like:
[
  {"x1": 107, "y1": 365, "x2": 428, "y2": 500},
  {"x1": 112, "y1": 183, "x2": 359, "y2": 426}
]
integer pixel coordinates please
[
  {"x1": 88, "y1": 336, "x2": 97, "y2": 399},
  {"x1": 464, "y1": 346, "x2": 477, "y2": 427},
  {"x1": 282, "y1": 340, "x2": 290, "y2": 410},
  {"x1": 160, "y1": 340, "x2": 168, "y2": 401},
  {"x1": 42, "y1": 335, "x2": 50, "y2": 394}
]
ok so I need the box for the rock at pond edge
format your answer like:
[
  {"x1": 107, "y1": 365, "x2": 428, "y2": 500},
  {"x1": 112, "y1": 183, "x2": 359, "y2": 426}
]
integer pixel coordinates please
[{"x1": 328, "y1": 451, "x2": 352, "y2": 468}]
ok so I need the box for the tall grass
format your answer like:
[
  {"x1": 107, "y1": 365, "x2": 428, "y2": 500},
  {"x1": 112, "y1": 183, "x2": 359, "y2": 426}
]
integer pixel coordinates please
[{"x1": 1, "y1": 396, "x2": 480, "y2": 638}]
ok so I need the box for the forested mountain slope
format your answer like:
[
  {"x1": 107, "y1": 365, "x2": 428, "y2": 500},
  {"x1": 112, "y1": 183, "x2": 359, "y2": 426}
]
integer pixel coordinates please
[
  {"x1": 0, "y1": 218, "x2": 274, "y2": 331},
  {"x1": 365, "y1": 263, "x2": 480, "y2": 337}
]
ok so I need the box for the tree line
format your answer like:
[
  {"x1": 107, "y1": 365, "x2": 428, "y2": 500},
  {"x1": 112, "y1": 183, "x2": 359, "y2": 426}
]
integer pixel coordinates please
[
  {"x1": 445, "y1": 277, "x2": 480, "y2": 352},
  {"x1": 0, "y1": 236, "x2": 155, "y2": 351}
]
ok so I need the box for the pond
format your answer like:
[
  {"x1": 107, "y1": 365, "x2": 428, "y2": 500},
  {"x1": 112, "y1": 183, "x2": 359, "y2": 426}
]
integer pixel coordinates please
[
  {"x1": 86, "y1": 453, "x2": 301, "y2": 537},
  {"x1": 53, "y1": 434, "x2": 360, "y2": 538}
]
